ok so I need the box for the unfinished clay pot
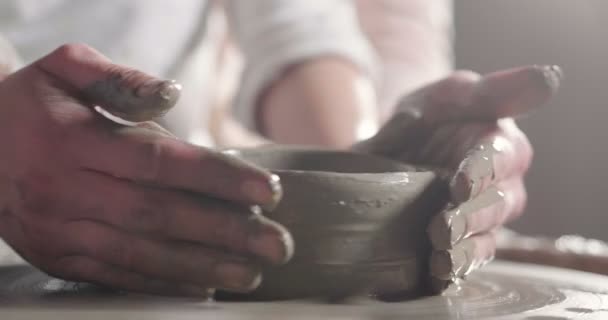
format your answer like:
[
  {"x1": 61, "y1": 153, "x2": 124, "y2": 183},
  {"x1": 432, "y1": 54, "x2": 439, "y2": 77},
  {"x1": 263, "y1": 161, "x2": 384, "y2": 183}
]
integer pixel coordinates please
[{"x1": 220, "y1": 146, "x2": 449, "y2": 300}]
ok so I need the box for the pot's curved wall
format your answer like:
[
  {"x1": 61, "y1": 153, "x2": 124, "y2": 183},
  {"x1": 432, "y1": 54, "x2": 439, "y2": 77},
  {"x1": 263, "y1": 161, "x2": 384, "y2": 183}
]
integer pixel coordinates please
[{"x1": 454, "y1": 1, "x2": 608, "y2": 239}]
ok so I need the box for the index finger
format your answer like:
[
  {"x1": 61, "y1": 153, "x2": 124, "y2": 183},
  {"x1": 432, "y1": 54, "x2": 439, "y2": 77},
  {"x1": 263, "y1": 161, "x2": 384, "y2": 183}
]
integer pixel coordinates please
[{"x1": 73, "y1": 124, "x2": 282, "y2": 208}]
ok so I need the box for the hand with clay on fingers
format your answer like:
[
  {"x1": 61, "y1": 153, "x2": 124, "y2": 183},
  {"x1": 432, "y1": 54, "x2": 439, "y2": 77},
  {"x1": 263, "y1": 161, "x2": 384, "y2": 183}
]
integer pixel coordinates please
[
  {"x1": 353, "y1": 65, "x2": 562, "y2": 292},
  {"x1": 0, "y1": 44, "x2": 293, "y2": 297}
]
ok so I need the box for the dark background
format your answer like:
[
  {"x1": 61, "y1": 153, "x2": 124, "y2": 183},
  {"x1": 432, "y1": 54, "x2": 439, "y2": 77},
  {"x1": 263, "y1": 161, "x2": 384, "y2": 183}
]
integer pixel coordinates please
[{"x1": 454, "y1": 1, "x2": 608, "y2": 239}]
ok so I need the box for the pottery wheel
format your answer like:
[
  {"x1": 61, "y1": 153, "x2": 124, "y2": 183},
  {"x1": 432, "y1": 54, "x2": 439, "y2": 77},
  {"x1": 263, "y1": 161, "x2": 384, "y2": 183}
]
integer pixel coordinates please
[{"x1": 0, "y1": 262, "x2": 607, "y2": 319}]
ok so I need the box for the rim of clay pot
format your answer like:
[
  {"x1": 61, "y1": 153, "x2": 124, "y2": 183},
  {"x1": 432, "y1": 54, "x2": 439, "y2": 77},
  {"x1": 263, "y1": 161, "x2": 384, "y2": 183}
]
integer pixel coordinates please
[
  {"x1": 219, "y1": 146, "x2": 447, "y2": 300},
  {"x1": 223, "y1": 145, "x2": 429, "y2": 176}
]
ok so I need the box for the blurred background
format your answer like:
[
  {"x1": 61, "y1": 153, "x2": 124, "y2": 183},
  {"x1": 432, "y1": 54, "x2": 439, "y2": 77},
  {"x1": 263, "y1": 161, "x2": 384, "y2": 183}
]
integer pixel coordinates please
[{"x1": 454, "y1": 1, "x2": 608, "y2": 240}]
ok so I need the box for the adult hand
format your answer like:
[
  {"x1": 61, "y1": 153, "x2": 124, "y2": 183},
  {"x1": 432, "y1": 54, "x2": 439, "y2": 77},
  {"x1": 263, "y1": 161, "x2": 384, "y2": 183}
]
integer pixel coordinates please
[
  {"x1": 0, "y1": 44, "x2": 293, "y2": 296},
  {"x1": 353, "y1": 65, "x2": 562, "y2": 291}
]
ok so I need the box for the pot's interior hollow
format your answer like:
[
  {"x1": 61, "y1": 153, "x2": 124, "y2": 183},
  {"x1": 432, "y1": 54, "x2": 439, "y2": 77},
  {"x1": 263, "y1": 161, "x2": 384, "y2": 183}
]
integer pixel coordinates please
[{"x1": 235, "y1": 147, "x2": 418, "y2": 174}]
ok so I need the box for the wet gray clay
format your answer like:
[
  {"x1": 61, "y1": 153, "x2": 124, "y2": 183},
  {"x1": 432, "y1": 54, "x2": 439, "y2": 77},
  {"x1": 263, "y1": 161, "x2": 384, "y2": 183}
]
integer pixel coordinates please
[{"x1": 221, "y1": 146, "x2": 449, "y2": 300}]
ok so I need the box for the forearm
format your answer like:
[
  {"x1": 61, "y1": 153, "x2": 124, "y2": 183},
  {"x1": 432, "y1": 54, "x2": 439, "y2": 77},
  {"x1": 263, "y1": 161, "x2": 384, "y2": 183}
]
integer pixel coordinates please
[
  {"x1": 211, "y1": 57, "x2": 378, "y2": 149},
  {"x1": 224, "y1": 0, "x2": 377, "y2": 148},
  {"x1": 259, "y1": 57, "x2": 378, "y2": 148}
]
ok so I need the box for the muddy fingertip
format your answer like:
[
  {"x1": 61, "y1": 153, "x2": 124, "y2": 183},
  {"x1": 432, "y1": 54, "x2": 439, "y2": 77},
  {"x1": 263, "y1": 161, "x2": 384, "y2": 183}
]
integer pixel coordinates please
[
  {"x1": 536, "y1": 64, "x2": 563, "y2": 94},
  {"x1": 248, "y1": 215, "x2": 294, "y2": 265}
]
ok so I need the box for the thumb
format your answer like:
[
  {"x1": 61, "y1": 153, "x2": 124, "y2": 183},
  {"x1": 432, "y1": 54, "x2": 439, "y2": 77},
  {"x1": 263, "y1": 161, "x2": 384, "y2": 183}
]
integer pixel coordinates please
[
  {"x1": 411, "y1": 65, "x2": 563, "y2": 125},
  {"x1": 467, "y1": 65, "x2": 563, "y2": 121},
  {"x1": 353, "y1": 65, "x2": 562, "y2": 156},
  {"x1": 35, "y1": 43, "x2": 181, "y2": 122}
]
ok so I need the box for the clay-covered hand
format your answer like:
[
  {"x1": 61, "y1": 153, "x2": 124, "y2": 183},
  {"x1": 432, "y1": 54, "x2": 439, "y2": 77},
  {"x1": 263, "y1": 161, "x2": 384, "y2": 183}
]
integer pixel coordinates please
[
  {"x1": 353, "y1": 65, "x2": 562, "y2": 291},
  {"x1": 0, "y1": 44, "x2": 293, "y2": 296}
]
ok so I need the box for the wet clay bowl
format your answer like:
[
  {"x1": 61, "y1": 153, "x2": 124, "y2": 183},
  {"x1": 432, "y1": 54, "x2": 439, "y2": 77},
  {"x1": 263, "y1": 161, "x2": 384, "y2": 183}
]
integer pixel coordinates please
[{"x1": 221, "y1": 146, "x2": 449, "y2": 300}]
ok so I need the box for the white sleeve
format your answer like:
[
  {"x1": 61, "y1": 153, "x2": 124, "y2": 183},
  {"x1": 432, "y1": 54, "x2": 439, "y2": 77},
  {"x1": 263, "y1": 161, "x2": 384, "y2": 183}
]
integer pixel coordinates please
[
  {"x1": 0, "y1": 34, "x2": 23, "y2": 74},
  {"x1": 356, "y1": 0, "x2": 454, "y2": 118},
  {"x1": 224, "y1": 0, "x2": 377, "y2": 132}
]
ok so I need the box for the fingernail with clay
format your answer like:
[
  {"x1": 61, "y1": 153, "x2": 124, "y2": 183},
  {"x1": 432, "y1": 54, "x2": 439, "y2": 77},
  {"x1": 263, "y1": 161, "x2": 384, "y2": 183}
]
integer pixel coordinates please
[
  {"x1": 430, "y1": 244, "x2": 474, "y2": 281},
  {"x1": 538, "y1": 65, "x2": 563, "y2": 94},
  {"x1": 450, "y1": 143, "x2": 495, "y2": 204},
  {"x1": 450, "y1": 171, "x2": 475, "y2": 204},
  {"x1": 83, "y1": 76, "x2": 183, "y2": 122},
  {"x1": 428, "y1": 208, "x2": 467, "y2": 251},
  {"x1": 241, "y1": 174, "x2": 283, "y2": 210},
  {"x1": 430, "y1": 250, "x2": 460, "y2": 281},
  {"x1": 136, "y1": 79, "x2": 182, "y2": 103},
  {"x1": 431, "y1": 235, "x2": 497, "y2": 287},
  {"x1": 248, "y1": 216, "x2": 294, "y2": 265},
  {"x1": 264, "y1": 174, "x2": 283, "y2": 211}
]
